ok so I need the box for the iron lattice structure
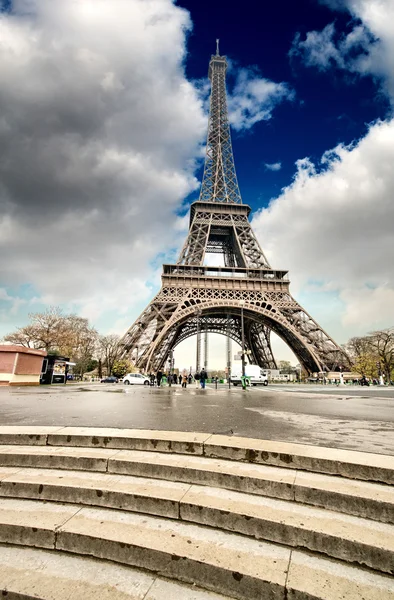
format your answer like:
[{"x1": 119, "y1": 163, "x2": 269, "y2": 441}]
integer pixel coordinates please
[{"x1": 120, "y1": 47, "x2": 350, "y2": 375}]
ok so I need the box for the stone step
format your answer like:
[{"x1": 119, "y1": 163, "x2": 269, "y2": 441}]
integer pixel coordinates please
[
  {"x1": 0, "y1": 544, "x2": 232, "y2": 599},
  {"x1": 0, "y1": 426, "x2": 393, "y2": 483},
  {"x1": 109, "y1": 450, "x2": 394, "y2": 524},
  {"x1": 1, "y1": 445, "x2": 393, "y2": 523},
  {"x1": 0, "y1": 469, "x2": 393, "y2": 573},
  {"x1": 0, "y1": 498, "x2": 393, "y2": 600}
]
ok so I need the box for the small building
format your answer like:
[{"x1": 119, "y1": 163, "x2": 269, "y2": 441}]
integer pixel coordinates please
[{"x1": 0, "y1": 345, "x2": 47, "y2": 386}]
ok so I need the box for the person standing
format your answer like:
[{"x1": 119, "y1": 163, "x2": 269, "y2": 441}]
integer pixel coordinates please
[
  {"x1": 178, "y1": 373, "x2": 182, "y2": 385},
  {"x1": 188, "y1": 373, "x2": 192, "y2": 385},
  {"x1": 150, "y1": 373, "x2": 155, "y2": 386},
  {"x1": 156, "y1": 370, "x2": 163, "y2": 387},
  {"x1": 200, "y1": 368, "x2": 207, "y2": 389}
]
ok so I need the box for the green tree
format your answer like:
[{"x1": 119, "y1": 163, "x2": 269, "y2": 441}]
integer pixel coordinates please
[
  {"x1": 278, "y1": 360, "x2": 292, "y2": 374},
  {"x1": 112, "y1": 359, "x2": 135, "y2": 378}
]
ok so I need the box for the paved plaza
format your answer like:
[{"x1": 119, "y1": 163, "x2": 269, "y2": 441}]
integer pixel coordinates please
[{"x1": 1, "y1": 383, "x2": 394, "y2": 455}]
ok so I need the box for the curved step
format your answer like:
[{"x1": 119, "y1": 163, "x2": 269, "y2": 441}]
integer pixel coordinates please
[
  {"x1": 1, "y1": 445, "x2": 393, "y2": 523},
  {"x1": 0, "y1": 545, "x2": 231, "y2": 599},
  {"x1": 0, "y1": 426, "x2": 393, "y2": 483},
  {"x1": 0, "y1": 471, "x2": 393, "y2": 573},
  {"x1": 0, "y1": 498, "x2": 393, "y2": 600}
]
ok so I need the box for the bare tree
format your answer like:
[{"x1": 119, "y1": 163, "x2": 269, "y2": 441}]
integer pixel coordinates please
[
  {"x1": 98, "y1": 334, "x2": 124, "y2": 376},
  {"x1": 3, "y1": 324, "x2": 39, "y2": 348},
  {"x1": 345, "y1": 329, "x2": 394, "y2": 381},
  {"x1": 369, "y1": 328, "x2": 394, "y2": 381},
  {"x1": 3, "y1": 307, "x2": 64, "y2": 350},
  {"x1": 345, "y1": 336, "x2": 377, "y2": 378},
  {"x1": 3, "y1": 307, "x2": 98, "y2": 372}
]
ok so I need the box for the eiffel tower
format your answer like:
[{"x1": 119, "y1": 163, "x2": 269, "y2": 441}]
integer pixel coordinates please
[{"x1": 120, "y1": 45, "x2": 350, "y2": 375}]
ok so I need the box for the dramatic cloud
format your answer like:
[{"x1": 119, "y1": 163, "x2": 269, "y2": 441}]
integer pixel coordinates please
[
  {"x1": 264, "y1": 162, "x2": 282, "y2": 171},
  {"x1": 227, "y1": 67, "x2": 294, "y2": 131},
  {"x1": 0, "y1": 0, "x2": 296, "y2": 338},
  {"x1": 0, "y1": 0, "x2": 206, "y2": 329},
  {"x1": 253, "y1": 118, "x2": 394, "y2": 339},
  {"x1": 292, "y1": 0, "x2": 394, "y2": 101}
]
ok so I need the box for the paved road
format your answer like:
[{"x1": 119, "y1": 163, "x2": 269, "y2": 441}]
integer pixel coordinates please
[{"x1": 1, "y1": 383, "x2": 393, "y2": 455}]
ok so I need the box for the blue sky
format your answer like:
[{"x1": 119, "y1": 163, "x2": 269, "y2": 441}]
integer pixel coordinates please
[
  {"x1": 0, "y1": 0, "x2": 393, "y2": 367},
  {"x1": 178, "y1": 0, "x2": 389, "y2": 211}
]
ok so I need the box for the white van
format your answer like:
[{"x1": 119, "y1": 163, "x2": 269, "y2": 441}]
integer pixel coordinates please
[{"x1": 230, "y1": 365, "x2": 268, "y2": 386}]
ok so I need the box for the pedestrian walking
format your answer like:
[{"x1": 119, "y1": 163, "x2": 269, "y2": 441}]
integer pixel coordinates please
[
  {"x1": 200, "y1": 368, "x2": 207, "y2": 389},
  {"x1": 182, "y1": 372, "x2": 188, "y2": 388},
  {"x1": 194, "y1": 371, "x2": 200, "y2": 388},
  {"x1": 188, "y1": 373, "x2": 192, "y2": 385},
  {"x1": 156, "y1": 370, "x2": 163, "y2": 387},
  {"x1": 173, "y1": 373, "x2": 177, "y2": 385},
  {"x1": 149, "y1": 373, "x2": 155, "y2": 386},
  {"x1": 178, "y1": 374, "x2": 182, "y2": 385}
]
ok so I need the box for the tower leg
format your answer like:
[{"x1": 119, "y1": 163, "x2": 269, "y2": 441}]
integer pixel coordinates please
[{"x1": 247, "y1": 322, "x2": 277, "y2": 369}]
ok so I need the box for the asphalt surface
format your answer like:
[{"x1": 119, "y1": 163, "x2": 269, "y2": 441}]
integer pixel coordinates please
[{"x1": 1, "y1": 383, "x2": 394, "y2": 455}]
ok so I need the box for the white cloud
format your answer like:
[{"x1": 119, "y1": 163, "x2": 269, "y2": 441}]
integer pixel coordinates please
[
  {"x1": 252, "y1": 118, "x2": 394, "y2": 340},
  {"x1": 292, "y1": 0, "x2": 394, "y2": 102},
  {"x1": 227, "y1": 68, "x2": 294, "y2": 131},
  {"x1": 290, "y1": 22, "x2": 375, "y2": 72},
  {"x1": 341, "y1": 286, "x2": 394, "y2": 328},
  {"x1": 0, "y1": 289, "x2": 12, "y2": 302},
  {"x1": 264, "y1": 162, "x2": 282, "y2": 172},
  {"x1": 0, "y1": 0, "x2": 206, "y2": 330},
  {"x1": 278, "y1": 0, "x2": 394, "y2": 344}
]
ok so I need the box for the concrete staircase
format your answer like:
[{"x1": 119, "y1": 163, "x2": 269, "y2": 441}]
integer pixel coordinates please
[{"x1": 0, "y1": 426, "x2": 393, "y2": 599}]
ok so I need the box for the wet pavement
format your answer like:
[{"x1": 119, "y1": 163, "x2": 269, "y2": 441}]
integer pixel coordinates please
[{"x1": 0, "y1": 383, "x2": 394, "y2": 455}]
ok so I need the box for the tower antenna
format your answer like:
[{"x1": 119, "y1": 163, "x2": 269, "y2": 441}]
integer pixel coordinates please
[{"x1": 216, "y1": 39, "x2": 219, "y2": 56}]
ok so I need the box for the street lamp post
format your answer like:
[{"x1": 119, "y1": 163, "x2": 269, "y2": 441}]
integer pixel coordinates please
[
  {"x1": 239, "y1": 299, "x2": 246, "y2": 381},
  {"x1": 339, "y1": 365, "x2": 344, "y2": 386},
  {"x1": 168, "y1": 350, "x2": 173, "y2": 387},
  {"x1": 196, "y1": 309, "x2": 202, "y2": 373},
  {"x1": 377, "y1": 362, "x2": 384, "y2": 386},
  {"x1": 226, "y1": 315, "x2": 231, "y2": 389}
]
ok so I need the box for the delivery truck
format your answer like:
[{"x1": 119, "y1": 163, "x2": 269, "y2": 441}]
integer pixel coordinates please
[{"x1": 230, "y1": 364, "x2": 268, "y2": 386}]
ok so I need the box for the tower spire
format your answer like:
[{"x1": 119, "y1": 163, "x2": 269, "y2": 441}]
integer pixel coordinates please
[{"x1": 199, "y1": 49, "x2": 242, "y2": 203}]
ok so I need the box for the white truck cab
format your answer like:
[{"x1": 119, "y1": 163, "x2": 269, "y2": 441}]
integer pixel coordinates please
[{"x1": 230, "y1": 365, "x2": 268, "y2": 386}]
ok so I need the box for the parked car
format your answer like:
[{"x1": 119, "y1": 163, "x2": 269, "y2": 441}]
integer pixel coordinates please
[
  {"x1": 101, "y1": 376, "x2": 118, "y2": 383},
  {"x1": 123, "y1": 373, "x2": 150, "y2": 385}
]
